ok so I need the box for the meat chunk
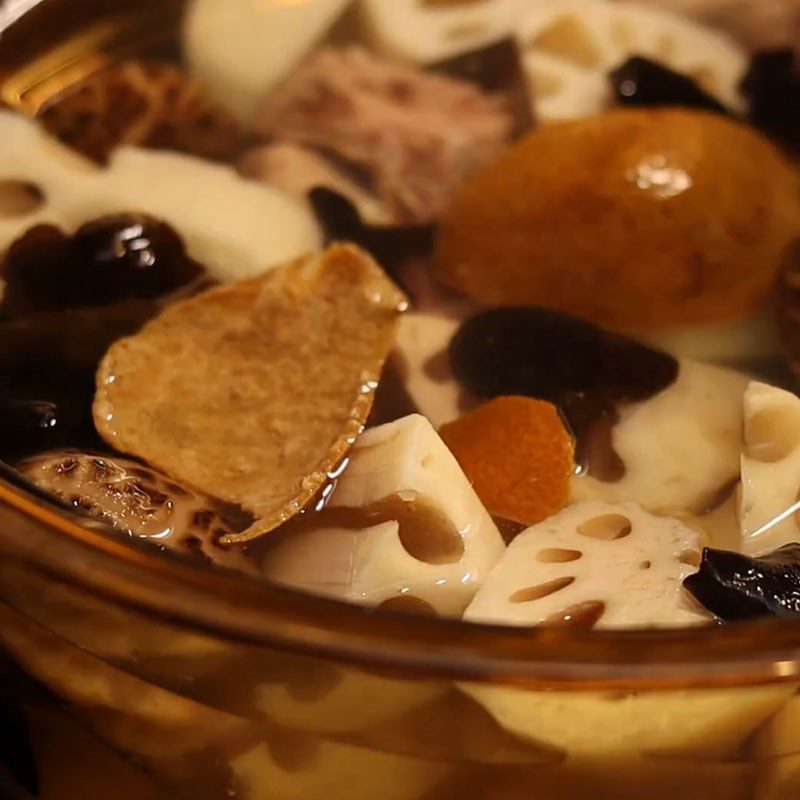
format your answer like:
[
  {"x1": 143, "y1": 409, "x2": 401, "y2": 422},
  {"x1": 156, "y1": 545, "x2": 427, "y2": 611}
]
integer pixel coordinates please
[{"x1": 255, "y1": 47, "x2": 515, "y2": 223}]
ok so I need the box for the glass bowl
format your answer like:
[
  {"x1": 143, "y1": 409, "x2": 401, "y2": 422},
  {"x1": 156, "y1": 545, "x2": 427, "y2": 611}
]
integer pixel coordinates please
[{"x1": 2, "y1": 2, "x2": 800, "y2": 798}]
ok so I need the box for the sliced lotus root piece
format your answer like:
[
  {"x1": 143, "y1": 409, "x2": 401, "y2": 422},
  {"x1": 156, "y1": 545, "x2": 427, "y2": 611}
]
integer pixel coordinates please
[
  {"x1": 94, "y1": 244, "x2": 407, "y2": 542},
  {"x1": 0, "y1": 111, "x2": 321, "y2": 285},
  {"x1": 515, "y1": 0, "x2": 747, "y2": 122},
  {"x1": 261, "y1": 413, "x2": 505, "y2": 616},
  {"x1": 630, "y1": 0, "x2": 800, "y2": 52},
  {"x1": 184, "y1": 0, "x2": 352, "y2": 122},
  {"x1": 18, "y1": 451, "x2": 255, "y2": 573},
  {"x1": 573, "y1": 360, "x2": 748, "y2": 516},
  {"x1": 739, "y1": 381, "x2": 800, "y2": 555},
  {"x1": 392, "y1": 310, "x2": 473, "y2": 430},
  {"x1": 361, "y1": 0, "x2": 524, "y2": 65},
  {"x1": 464, "y1": 500, "x2": 710, "y2": 629},
  {"x1": 439, "y1": 396, "x2": 575, "y2": 526},
  {"x1": 37, "y1": 61, "x2": 242, "y2": 163}
]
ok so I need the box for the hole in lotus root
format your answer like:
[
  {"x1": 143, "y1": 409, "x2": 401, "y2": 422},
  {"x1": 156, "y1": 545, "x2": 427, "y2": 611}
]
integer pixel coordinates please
[
  {"x1": 745, "y1": 404, "x2": 800, "y2": 463},
  {"x1": 536, "y1": 548, "x2": 583, "y2": 563},
  {"x1": 577, "y1": 514, "x2": 632, "y2": 541},
  {"x1": 389, "y1": 494, "x2": 465, "y2": 565},
  {"x1": 0, "y1": 181, "x2": 44, "y2": 217},
  {"x1": 531, "y1": 67, "x2": 564, "y2": 98},
  {"x1": 423, "y1": 349, "x2": 452, "y2": 385},
  {"x1": 544, "y1": 600, "x2": 606, "y2": 629},
  {"x1": 378, "y1": 595, "x2": 438, "y2": 616},
  {"x1": 529, "y1": 16, "x2": 603, "y2": 69},
  {"x1": 284, "y1": 493, "x2": 465, "y2": 565},
  {"x1": 510, "y1": 576, "x2": 575, "y2": 603},
  {"x1": 678, "y1": 550, "x2": 701, "y2": 568}
]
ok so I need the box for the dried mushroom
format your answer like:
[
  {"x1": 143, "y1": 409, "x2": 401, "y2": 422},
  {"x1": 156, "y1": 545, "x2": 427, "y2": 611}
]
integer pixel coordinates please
[
  {"x1": 18, "y1": 452, "x2": 255, "y2": 573},
  {"x1": 38, "y1": 61, "x2": 242, "y2": 163},
  {"x1": 94, "y1": 244, "x2": 407, "y2": 542}
]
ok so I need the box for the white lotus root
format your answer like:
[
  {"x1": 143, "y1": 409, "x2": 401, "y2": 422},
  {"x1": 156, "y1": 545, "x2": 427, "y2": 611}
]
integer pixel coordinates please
[
  {"x1": 515, "y1": 0, "x2": 747, "y2": 122},
  {"x1": 393, "y1": 311, "x2": 470, "y2": 429},
  {"x1": 359, "y1": 0, "x2": 527, "y2": 64},
  {"x1": 573, "y1": 360, "x2": 748, "y2": 515},
  {"x1": 740, "y1": 381, "x2": 800, "y2": 555},
  {"x1": 0, "y1": 111, "x2": 320, "y2": 284},
  {"x1": 183, "y1": 0, "x2": 351, "y2": 121},
  {"x1": 262, "y1": 414, "x2": 505, "y2": 616},
  {"x1": 232, "y1": 737, "x2": 447, "y2": 800},
  {"x1": 630, "y1": 0, "x2": 800, "y2": 51},
  {"x1": 465, "y1": 500, "x2": 710, "y2": 629}
]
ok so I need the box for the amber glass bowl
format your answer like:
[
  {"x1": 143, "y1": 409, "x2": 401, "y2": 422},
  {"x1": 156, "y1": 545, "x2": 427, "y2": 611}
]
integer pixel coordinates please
[{"x1": 3, "y1": 2, "x2": 800, "y2": 798}]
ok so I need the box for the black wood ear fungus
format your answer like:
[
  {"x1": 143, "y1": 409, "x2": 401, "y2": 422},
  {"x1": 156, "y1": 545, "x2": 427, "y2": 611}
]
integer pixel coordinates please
[
  {"x1": 685, "y1": 544, "x2": 800, "y2": 621},
  {"x1": 448, "y1": 307, "x2": 678, "y2": 479},
  {"x1": 610, "y1": 56, "x2": 729, "y2": 114},
  {"x1": 448, "y1": 306, "x2": 678, "y2": 405},
  {"x1": 741, "y1": 49, "x2": 800, "y2": 145},
  {"x1": 1, "y1": 214, "x2": 205, "y2": 316},
  {"x1": 309, "y1": 187, "x2": 435, "y2": 288}
]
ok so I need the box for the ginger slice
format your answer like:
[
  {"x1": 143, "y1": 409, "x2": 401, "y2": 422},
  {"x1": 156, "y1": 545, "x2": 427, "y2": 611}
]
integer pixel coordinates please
[
  {"x1": 94, "y1": 244, "x2": 407, "y2": 542},
  {"x1": 439, "y1": 396, "x2": 575, "y2": 526}
]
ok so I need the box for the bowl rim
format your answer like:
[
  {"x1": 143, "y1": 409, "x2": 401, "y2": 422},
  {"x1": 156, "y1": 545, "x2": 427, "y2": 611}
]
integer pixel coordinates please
[
  {"x1": 3, "y1": 469, "x2": 800, "y2": 691},
  {"x1": 4, "y1": 0, "x2": 800, "y2": 693}
]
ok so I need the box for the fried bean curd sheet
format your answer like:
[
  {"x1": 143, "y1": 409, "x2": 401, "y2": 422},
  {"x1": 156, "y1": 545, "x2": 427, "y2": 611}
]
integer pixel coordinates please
[{"x1": 94, "y1": 243, "x2": 407, "y2": 542}]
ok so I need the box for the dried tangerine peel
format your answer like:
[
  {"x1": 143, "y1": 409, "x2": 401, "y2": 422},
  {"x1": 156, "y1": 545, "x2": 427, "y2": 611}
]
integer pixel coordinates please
[
  {"x1": 439, "y1": 396, "x2": 574, "y2": 526},
  {"x1": 94, "y1": 243, "x2": 407, "y2": 542}
]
